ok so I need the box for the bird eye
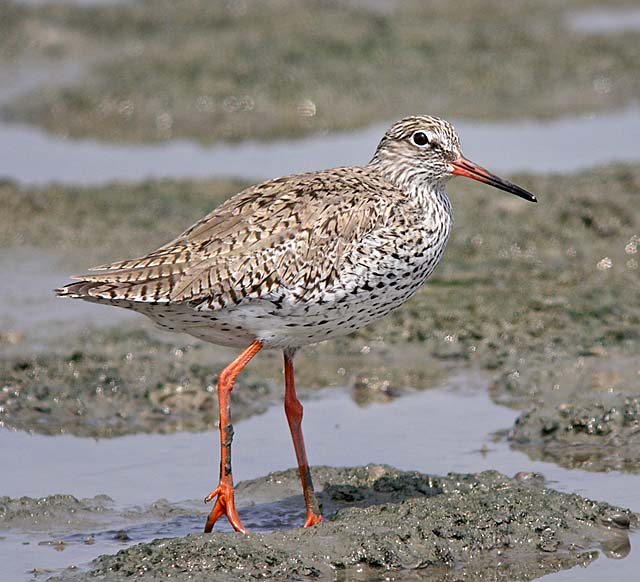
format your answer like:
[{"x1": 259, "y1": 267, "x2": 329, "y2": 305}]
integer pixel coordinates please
[{"x1": 411, "y1": 131, "x2": 430, "y2": 147}]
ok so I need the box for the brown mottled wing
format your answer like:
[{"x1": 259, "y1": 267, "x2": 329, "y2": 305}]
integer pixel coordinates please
[{"x1": 60, "y1": 168, "x2": 398, "y2": 305}]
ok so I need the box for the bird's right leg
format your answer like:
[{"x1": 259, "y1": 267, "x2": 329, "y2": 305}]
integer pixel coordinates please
[
  {"x1": 204, "y1": 339, "x2": 262, "y2": 533},
  {"x1": 283, "y1": 349, "x2": 323, "y2": 527}
]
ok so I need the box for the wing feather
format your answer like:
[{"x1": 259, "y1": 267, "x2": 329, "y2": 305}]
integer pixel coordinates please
[{"x1": 58, "y1": 168, "x2": 401, "y2": 305}]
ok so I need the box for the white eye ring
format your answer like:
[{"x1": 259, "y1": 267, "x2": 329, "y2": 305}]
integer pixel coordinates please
[{"x1": 411, "y1": 131, "x2": 430, "y2": 147}]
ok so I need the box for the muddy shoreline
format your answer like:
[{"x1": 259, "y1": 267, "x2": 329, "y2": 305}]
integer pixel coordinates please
[
  {"x1": 2, "y1": 2, "x2": 640, "y2": 575},
  {"x1": 2, "y1": 163, "x2": 640, "y2": 579},
  {"x1": 2, "y1": 467, "x2": 636, "y2": 581}
]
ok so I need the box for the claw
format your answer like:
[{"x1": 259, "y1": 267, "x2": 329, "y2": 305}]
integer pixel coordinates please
[
  {"x1": 204, "y1": 487, "x2": 219, "y2": 504},
  {"x1": 203, "y1": 481, "x2": 246, "y2": 533},
  {"x1": 303, "y1": 512, "x2": 323, "y2": 528}
]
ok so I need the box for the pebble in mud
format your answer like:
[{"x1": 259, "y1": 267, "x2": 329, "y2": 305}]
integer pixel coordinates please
[{"x1": 51, "y1": 466, "x2": 637, "y2": 582}]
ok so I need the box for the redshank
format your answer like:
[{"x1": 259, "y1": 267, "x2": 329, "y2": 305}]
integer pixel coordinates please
[{"x1": 58, "y1": 116, "x2": 536, "y2": 533}]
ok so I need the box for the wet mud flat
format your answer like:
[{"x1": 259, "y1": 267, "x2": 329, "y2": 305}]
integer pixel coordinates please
[
  {"x1": 3, "y1": 0, "x2": 640, "y2": 143},
  {"x1": 2, "y1": 163, "x2": 639, "y2": 456},
  {"x1": 2, "y1": 466, "x2": 635, "y2": 581},
  {"x1": 1, "y1": 106, "x2": 639, "y2": 580},
  {"x1": 3, "y1": 385, "x2": 640, "y2": 580},
  {"x1": 0, "y1": 320, "x2": 450, "y2": 438}
]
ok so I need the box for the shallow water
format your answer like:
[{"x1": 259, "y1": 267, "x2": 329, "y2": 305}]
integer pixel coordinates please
[
  {"x1": 0, "y1": 249, "x2": 135, "y2": 338},
  {"x1": 1, "y1": 376, "x2": 638, "y2": 580},
  {"x1": 567, "y1": 7, "x2": 640, "y2": 34},
  {"x1": 1, "y1": 107, "x2": 640, "y2": 187}
]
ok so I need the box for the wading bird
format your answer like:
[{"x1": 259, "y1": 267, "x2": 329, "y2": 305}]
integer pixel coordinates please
[{"x1": 58, "y1": 116, "x2": 536, "y2": 533}]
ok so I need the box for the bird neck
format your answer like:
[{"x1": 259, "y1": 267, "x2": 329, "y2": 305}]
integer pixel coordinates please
[{"x1": 367, "y1": 157, "x2": 453, "y2": 218}]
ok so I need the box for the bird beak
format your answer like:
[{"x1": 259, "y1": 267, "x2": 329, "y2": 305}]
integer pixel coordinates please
[{"x1": 450, "y1": 156, "x2": 537, "y2": 203}]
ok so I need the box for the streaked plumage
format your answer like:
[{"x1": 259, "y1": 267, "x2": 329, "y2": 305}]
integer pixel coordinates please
[
  {"x1": 59, "y1": 118, "x2": 457, "y2": 348},
  {"x1": 57, "y1": 116, "x2": 536, "y2": 533}
]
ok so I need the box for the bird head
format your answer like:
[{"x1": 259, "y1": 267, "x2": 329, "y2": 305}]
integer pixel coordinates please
[{"x1": 371, "y1": 116, "x2": 536, "y2": 203}]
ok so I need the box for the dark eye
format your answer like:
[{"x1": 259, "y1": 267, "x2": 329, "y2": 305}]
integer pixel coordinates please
[{"x1": 411, "y1": 131, "x2": 430, "y2": 147}]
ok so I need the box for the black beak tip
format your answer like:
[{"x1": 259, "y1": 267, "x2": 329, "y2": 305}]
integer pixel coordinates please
[
  {"x1": 509, "y1": 180, "x2": 537, "y2": 203},
  {"x1": 512, "y1": 184, "x2": 537, "y2": 203}
]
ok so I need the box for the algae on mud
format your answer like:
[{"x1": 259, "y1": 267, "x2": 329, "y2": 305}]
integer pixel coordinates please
[
  {"x1": 3, "y1": 0, "x2": 640, "y2": 143},
  {"x1": 47, "y1": 466, "x2": 637, "y2": 581}
]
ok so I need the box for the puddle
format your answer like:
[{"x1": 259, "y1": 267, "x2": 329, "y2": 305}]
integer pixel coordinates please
[
  {"x1": 0, "y1": 249, "x2": 135, "y2": 338},
  {"x1": 1, "y1": 107, "x2": 640, "y2": 187},
  {"x1": 1, "y1": 376, "x2": 638, "y2": 580},
  {"x1": 567, "y1": 8, "x2": 640, "y2": 34},
  {"x1": 1, "y1": 57, "x2": 639, "y2": 187}
]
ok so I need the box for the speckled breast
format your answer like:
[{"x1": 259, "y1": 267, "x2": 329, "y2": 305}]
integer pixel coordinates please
[{"x1": 136, "y1": 216, "x2": 451, "y2": 349}]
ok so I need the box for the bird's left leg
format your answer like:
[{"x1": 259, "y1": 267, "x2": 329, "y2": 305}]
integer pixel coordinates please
[
  {"x1": 204, "y1": 339, "x2": 262, "y2": 533},
  {"x1": 283, "y1": 349, "x2": 323, "y2": 527}
]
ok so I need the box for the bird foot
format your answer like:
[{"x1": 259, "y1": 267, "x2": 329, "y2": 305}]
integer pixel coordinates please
[
  {"x1": 303, "y1": 512, "x2": 323, "y2": 528},
  {"x1": 204, "y1": 481, "x2": 246, "y2": 533}
]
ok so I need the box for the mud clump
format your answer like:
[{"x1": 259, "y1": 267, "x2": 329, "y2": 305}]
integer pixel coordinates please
[
  {"x1": 0, "y1": 493, "x2": 199, "y2": 542},
  {"x1": 492, "y1": 350, "x2": 640, "y2": 472},
  {"x1": 0, "y1": 494, "x2": 113, "y2": 532},
  {"x1": 0, "y1": 327, "x2": 275, "y2": 437},
  {"x1": 53, "y1": 466, "x2": 636, "y2": 581},
  {"x1": 511, "y1": 393, "x2": 640, "y2": 473}
]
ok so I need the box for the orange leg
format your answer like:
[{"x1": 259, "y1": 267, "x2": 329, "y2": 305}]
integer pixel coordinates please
[
  {"x1": 204, "y1": 340, "x2": 262, "y2": 533},
  {"x1": 283, "y1": 350, "x2": 323, "y2": 527}
]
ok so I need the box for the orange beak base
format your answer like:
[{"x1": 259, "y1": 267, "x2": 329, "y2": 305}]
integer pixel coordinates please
[{"x1": 451, "y1": 157, "x2": 537, "y2": 203}]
